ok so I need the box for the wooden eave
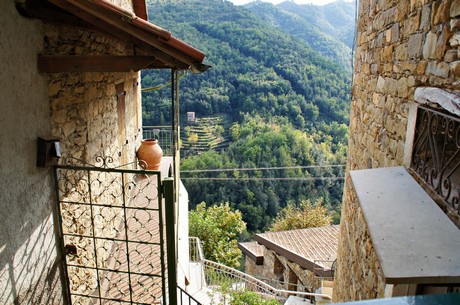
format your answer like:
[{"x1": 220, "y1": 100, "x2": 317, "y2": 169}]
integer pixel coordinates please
[
  {"x1": 238, "y1": 243, "x2": 264, "y2": 265},
  {"x1": 254, "y1": 234, "x2": 333, "y2": 278},
  {"x1": 18, "y1": 0, "x2": 205, "y2": 72}
]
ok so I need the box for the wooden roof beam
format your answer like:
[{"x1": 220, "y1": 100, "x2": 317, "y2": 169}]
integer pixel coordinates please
[
  {"x1": 37, "y1": 55, "x2": 160, "y2": 72},
  {"x1": 16, "y1": 0, "x2": 86, "y2": 27}
]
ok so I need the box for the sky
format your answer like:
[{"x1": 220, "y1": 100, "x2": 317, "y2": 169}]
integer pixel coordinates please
[{"x1": 228, "y1": 0, "x2": 349, "y2": 6}]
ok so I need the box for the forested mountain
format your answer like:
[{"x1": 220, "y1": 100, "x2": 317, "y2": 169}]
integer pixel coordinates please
[
  {"x1": 143, "y1": 0, "x2": 351, "y2": 127},
  {"x1": 142, "y1": 0, "x2": 353, "y2": 233},
  {"x1": 244, "y1": 1, "x2": 355, "y2": 70},
  {"x1": 180, "y1": 115, "x2": 347, "y2": 232},
  {"x1": 278, "y1": 1, "x2": 355, "y2": 48}
]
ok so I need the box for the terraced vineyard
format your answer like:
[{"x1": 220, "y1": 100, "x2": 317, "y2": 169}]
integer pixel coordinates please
[{"x1": 181, "y1": 115, "x2": 231, "y2": 157}]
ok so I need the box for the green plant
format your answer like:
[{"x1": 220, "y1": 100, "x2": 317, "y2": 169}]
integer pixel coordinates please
[
  {"x1": 270, "y1": 198, "x2": 332, "y2": 232},
  {"x1": 230, "y1": 291, "x2": 280, "y2": 305},
  {"x1": 208, "y1": 284, "x2": 281, "y2": 305},
  {"x1": 189, "y1": 202, "x2": 246, "y2": 268}
]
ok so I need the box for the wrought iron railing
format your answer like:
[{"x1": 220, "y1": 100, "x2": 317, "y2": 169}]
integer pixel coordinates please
[
  {"x1": 142, "y1": 126, "x2": 174, "y2": 156},
  {"x1": 178, "y1": 286, "x2": 203, "y2": 305},
  {"x1": 188, "y1": 237, "x2": 332, "y2": 303},
  {"x1": 411, "y1": 105, "x2": 460, "y2": 217},
  {"x1": 252, "y1": 275, "x2": 312, "y2": 294}
]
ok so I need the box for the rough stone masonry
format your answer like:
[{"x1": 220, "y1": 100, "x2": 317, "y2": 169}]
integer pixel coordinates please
[{"x1": 334, "y1": 0, "x2": 460, "y2": 302}]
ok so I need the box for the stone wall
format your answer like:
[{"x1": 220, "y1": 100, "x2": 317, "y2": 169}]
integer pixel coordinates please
[
  {"x1": 335, "y1": 0, "x2": 460, "y2": 302},
  {"x1": 333, "y1": 174, "x2": 385, "y2": 301},
  {"x1": 44, "y1": 23, "x2": 142, "y2": 164},
  {"x1": 43, "y1": 19, "x2": 143, "y2": 303},
  {"x1": 1, "y1": 0, "x2": 149, "y2": 303},
  {"x1": 245, "y1": 248, "x2": 322, "y2": 293},
  {"x1": 348, "y1": 0, "x2": 460, "y2": 171},
  {"x1": 245, "y1": 256, "x2": 264, "y2": 276}
]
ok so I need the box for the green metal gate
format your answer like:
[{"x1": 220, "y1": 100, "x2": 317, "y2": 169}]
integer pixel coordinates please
[{"x1": 53, "y1": 156, "x2": 175, "y2": 305}]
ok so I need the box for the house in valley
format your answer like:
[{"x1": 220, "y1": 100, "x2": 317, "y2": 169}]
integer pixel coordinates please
[{"x1": 239, "y1": 225, "x2": 339, "y2": 300}]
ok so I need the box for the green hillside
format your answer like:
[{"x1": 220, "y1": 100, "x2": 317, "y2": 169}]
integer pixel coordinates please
[
  {"x1": 277, "y1": 1, "x2": 356, "y2": 48},
  {"x1": 142, "y1": 0, "x2": 351, "y2": 128},
  {"x1": 181, "y1": 115, "x2": 231, "y2": 157},
  {"x1": 244, "y1": 1, "x2": 354, "y2": 70},
  {"x1": 142, "y1": 0, "x2": 352, "y2": 232}
]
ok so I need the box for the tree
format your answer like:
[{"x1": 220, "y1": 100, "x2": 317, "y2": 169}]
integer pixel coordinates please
[
  {"x1": 188, "y1": 133, "x2": 199, "y2": 144},
  {"x1": 189, "y1": 202, "x2": 246, "y2": 268},
  {"x1": 181, "y1": 116, "x2": 346, "y2": 233},
  {"x1": 270, "y1": 198, "x2": 332, "y2": 232}
]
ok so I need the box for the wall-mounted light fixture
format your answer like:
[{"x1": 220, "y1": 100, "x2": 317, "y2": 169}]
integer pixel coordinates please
[{"x1": 37, "y1": 137, "x2": 61, "y2": 167}]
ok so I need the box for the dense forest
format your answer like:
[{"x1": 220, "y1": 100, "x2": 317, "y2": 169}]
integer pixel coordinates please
[
  {"x1": 244, "y1": 1, "x2": 355, "y2": 70},
  {"x1": 181, "y1": 115, "x2": 347, "y2": 232},
  {"x1": 142, "y1": 0, "x2": 354, "y2": 233}
]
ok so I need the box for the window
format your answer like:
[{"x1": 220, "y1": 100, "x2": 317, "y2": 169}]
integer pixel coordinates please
[{"x1": 116, "y1": 82, "x2": 126, "y2": 163}]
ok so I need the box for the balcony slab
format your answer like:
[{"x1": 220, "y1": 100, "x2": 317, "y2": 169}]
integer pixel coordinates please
[{"x1": 350, "y1": 166, "x2": 460, "y2": 284}]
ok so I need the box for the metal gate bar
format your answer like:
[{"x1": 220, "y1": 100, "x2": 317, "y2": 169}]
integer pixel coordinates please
[{"x1": 53, "y1": 158, "x2": 169, "y2": 305}]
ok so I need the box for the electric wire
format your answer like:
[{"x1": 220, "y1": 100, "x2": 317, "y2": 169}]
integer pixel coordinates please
[
  {"x1": 141, "y1": 71, "x2": 186, "y2": 92},
  {"x1": 180, "y1": 164, "x2": 346, "y2": 173},
  {"x1": 180, "y1": 165, "x2": 345, "y2": 181},
  {"x1": 180, "y1": 177, "x2": 344, "y2": 181}
]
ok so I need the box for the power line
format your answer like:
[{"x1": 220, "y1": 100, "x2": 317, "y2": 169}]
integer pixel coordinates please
[
  {"x1": 180, "y1": 177, "x2": 344, "y2": 181},
  {"x1": 141, "y1": 71, "x2": 186, "y2": 92},
  {"x1": 180, "y1": 164, "x2": 345, "y2": 173}
]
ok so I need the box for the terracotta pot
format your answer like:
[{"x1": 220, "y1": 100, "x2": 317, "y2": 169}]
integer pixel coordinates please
[{"x1": 136, "y1": 139, "x2": 163, "y2": 170}]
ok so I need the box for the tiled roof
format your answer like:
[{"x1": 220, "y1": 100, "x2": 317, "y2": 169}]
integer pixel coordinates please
[{"x1": 254, "y1": 225, "x2": 339, "y2": 273}]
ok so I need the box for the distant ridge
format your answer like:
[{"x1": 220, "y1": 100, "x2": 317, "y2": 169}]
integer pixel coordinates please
[
  {"x1": 142, "y1": 0, "x2": 350, "y2": 231},
  {"x1": 244, "y1": 1, "x2": 354, "y2": 70},
  {"x1": 277, "y1": 1, "x2": 355, "y2": 47}
]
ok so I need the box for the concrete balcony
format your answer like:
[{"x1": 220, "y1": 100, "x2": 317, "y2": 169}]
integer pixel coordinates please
[{"x1": 334, "y1": 167, "x2": 460, "y2": 301}]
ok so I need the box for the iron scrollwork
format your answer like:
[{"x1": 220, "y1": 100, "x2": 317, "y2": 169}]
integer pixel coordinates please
[
  {"x1": 61, "y1": 155, "x2": 140, "y2": 170},
  {"x1": 411, "y1": 105, "x2": 460, "y2": 216}
]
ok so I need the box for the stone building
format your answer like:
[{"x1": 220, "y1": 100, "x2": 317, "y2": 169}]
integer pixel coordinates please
[
  {"x1": 333, "y1": 0, "x2": 460, "y2": 302},
  {"x1": 239, "y1": 225, "x2": 339, "y2": 297},
  {"x1": 0, "y1": 0, "x2": 205, "y2": 304}
]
